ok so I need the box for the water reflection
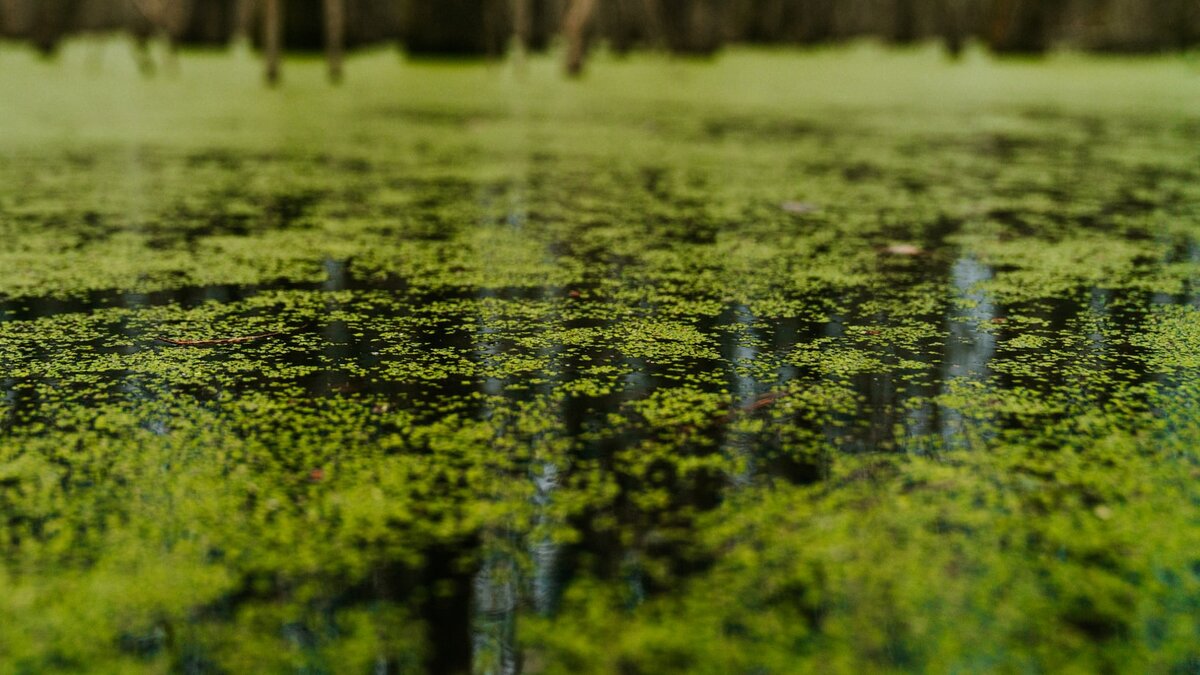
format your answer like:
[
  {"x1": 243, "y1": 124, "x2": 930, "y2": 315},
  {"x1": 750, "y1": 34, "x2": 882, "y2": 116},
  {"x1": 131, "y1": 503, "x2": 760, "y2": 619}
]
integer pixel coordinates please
[
  {"x1": 718, "y1": 303, "x2": 765, "y2": 487},
  {"x1": 940, "y1": 255, "x2": 998, "y2": 451},
  {"x1": 944, "y1": 255, "x2": 997, "y2": 382}
]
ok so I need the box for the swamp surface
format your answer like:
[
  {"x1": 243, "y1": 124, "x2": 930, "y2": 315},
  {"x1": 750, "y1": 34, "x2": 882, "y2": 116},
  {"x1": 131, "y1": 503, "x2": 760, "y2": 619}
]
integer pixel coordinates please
[{"x1": 2, "y1": 43, "x2": 1200, "y2": 673}]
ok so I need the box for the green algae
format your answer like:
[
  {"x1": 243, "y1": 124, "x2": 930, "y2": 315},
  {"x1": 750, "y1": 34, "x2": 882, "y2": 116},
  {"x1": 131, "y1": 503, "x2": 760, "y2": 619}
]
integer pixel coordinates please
[{"x1": 1, "y1": 42, "x2": 1200, "y2": 673}]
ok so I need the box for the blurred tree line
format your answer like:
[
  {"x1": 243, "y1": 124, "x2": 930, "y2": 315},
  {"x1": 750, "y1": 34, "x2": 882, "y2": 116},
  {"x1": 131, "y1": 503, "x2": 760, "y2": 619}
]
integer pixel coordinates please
[{"x1": 1, "y1": 0, "x2": 1197, "y2": 76}]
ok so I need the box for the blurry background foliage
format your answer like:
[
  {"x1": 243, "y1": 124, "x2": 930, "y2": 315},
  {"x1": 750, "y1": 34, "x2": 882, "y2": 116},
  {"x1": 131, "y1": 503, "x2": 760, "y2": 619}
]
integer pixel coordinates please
[{"x1": 1, "y1": 0, "x2": 1198, "y2": 65}]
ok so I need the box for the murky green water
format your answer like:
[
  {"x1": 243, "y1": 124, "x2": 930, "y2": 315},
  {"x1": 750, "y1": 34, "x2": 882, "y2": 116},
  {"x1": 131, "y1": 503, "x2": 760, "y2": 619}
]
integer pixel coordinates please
[{"x1": 2, "y1": 43, "x2": 1200, "y2": 673}]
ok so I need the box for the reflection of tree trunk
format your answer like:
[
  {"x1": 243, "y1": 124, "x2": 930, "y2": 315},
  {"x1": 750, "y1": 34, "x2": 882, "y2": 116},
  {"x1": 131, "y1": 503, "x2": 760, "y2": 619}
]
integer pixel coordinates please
[
  {"x1": 264, "y1": 0, "x2": 281, "y2": 85},
  {"x1": 563, "y1": 0, "x2": 597, "y2": 77},
  {"x1": 323, "y1": 0, "x2": 343, "y2": 82}
]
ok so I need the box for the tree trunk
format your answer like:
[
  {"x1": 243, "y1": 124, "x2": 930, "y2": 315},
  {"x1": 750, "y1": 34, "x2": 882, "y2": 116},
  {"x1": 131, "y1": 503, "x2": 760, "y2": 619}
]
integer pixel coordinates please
[
  {"x1": 405, "y1": 0, "x2": 493, "y2": 57},
  {"x1": 31, "y1": 0, "x2": 81, "y2": 56},
  {"x1": 937, "y1": 0, "x2": 966, "y2": 58},
  {"x1": 988, "y1": 0, "x2": 1063, "y2": 54},
  {"x1": 233, "y1": 0, "x2": 255, "y2": 41},
  {"x1": 639, "y1": 0, "x2": 664, "y2": 46},
  {"x1": 563, "y1": 0, "x2": 598, "y2": 76},
  {"x1": 263, "y1": 0, "x2": 281, "y2": 85},
  {"x1": 512, "y1": 0, "x2": 531, "y2": 53},
  {"x1": 323, "y1": 0, "x2": 344, "y2": 82},
  {"x1": 179, "y1": 0, "x2": 239, "y2": 46},
  {"x1": 801, "y1": 0, "x2": 836, "y2": 44},
  {"x1": 892, "y1": 0, "x2": 919, "y2": 44}
]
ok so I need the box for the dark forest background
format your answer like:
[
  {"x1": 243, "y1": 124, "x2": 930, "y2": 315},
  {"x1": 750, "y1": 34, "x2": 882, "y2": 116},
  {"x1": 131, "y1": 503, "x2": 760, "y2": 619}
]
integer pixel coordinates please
[
  {"x1": 2, "y1": 0, "x2": 1198, "y2": 83},
  {"x1": 3, "y1": 0, "x2": 1198, "y2": 57}
]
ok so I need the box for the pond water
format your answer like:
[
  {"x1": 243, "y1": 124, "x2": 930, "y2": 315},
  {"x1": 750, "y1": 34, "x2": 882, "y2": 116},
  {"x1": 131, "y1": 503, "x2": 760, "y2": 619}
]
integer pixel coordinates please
[{"x1": 2, "y1": 45, "x2": 1200, "y2": 673}]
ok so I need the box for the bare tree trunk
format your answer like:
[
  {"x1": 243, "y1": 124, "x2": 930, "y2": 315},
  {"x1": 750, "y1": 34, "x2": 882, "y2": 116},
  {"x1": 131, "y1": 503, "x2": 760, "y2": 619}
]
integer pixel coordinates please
[
  {"x1": 234, "y1": 0, "x2": 256, "y2": 41},
  {"x1": 512, "y1": 0, "x2": 531, "y2": 53},
  {"x1": 31, "y1": 0, "x2": 80, "y2": 56},
  {"x1": 937, "y1": 0, "x2": 966, "y2": 58},
  {"x1": 639, "y1": 0, "x2": 664, "y2": 46},
  {"x1": 323, "y1": 0, "x2": 344, "y2": 83},
  {"x1": 892, "y1": 0, "x2": 918, "y2": 44},
  {"x1": 264, "y1": 0, "x2": 281, "y2": 85},
  {"x1": 162, "y1": 0, "x2": 192, "y2": 76},
  {"x1": 483, "y1": 0, "x2": 509, "y2": 57},
  {"x1": 563, "y1": 0, "x2": 597, "y2": 76},
  {"x1": 130, "y1": 0, "x2": 181, "y2": 75},
  {"x1": 988, "y1": 0, "x2": 1063, "y2": 54}
]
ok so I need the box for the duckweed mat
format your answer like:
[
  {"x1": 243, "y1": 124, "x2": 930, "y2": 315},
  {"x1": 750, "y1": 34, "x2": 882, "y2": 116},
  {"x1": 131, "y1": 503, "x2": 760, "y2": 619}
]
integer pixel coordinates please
[{"x1": 2, "y1": 43, "x2": 1200, "y2": 673}]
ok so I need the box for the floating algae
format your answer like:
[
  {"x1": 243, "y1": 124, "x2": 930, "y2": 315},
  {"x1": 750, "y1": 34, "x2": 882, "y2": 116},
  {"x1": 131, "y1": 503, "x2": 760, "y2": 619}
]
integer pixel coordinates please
[{"x1": 1, "y1": 46, "x2": 1200, "y2": 672}]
